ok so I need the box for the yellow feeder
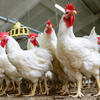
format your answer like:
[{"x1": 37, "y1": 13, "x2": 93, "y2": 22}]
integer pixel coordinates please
[{"x1": 9, "y1": 22, "x2": 29, "y2": 37}]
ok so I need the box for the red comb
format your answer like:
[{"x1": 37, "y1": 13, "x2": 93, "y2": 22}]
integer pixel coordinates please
[
  {"x1": 46, "y1": 20, "x2": 54, "y2": 27},
  {"x1": 28, "y1": 33, "x2": 38, "y2": 38},
  {"x1": 0, "y1": 32, "x2": 9, "y2": 39},
  {"x1": 65, "y1": 3, "x2": 75, "y2": 11}
]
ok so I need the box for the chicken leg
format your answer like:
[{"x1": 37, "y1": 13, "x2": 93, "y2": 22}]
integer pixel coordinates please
[
  {"x1": 0, "y1": 79, "x2": 3, "y2": 92},
  {"x1": 88, "y1": 79, "x2": 90, "y2": 89},
  {"x1": 70, "y1": 79, "x2": 84, "y2": 98},
  {"x1": 12, "y1": 81, "x2": 16, "y2": 91},
  {"x1": 29, "y1": 81, "x2": 33, "y2": 91},
  {"x1": 39, "y1": 81, "x2": 43, "y2": 95},
  {"x1": 8, "y1": 81, "x2": 16, "y2": 91},
  {"x1": 43, "y1": 77, "x2": 49, "y2": 95},
  {"x1": 0, "y1": 80, "x2": 10, "y2": 96},
  {"x1": 60, "y1": 81, "x2": 69, "y2": 95},
  {"x1": 94, "y1": 75, "x2": 100, "y2": 96},
  {"x1": 0, "y1": 85, "x2": 3, "y2": 92},
  {"x1": 24, "y1": 82, "x2": 37, "y2": 97},
  {"x1": 14, "y1": 81, "x2": 21, "y2": 96}
]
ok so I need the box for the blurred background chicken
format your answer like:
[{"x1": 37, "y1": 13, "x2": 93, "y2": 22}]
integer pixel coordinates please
[
  {"x1": 0, "y1": 32, "x2": 52, "y2": 97},
  {"x1": 56, "y1": 3, "x2": 100, "y2": 98},
  {"x1": 82, "y1": 27, "x2": 98, "y2": 88}
]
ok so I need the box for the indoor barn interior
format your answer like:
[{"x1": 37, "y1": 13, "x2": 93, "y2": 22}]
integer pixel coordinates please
[{"x1": 0, "y1": 0, "x2": 100, "y2": 100}]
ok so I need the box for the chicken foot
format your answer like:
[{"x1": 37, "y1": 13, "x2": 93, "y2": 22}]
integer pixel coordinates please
[
  {"x1": 0, "y1": 80, "x2": 10, "y2": 96},
  {"x1": 23, "y1": 82, "x2": 37, "y2": 97},
  {"x1": 70, "y1": 79, "x2": 84, "y2": 98},
  {"x1": 94, "y1": 75, "x2": 100, "y2": 96}
]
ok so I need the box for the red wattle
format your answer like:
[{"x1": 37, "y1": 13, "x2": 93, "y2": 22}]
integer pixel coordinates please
[
  {"x1": 0, "y1": 40, "x2": 6, "y2": 48},
  {"x1": 45, "y1": 28, "x2": 52, "y2": 35},
  {"x1": 31, "y1": 39, "x2": 38, "y2": 46},
  {"x1": 63, "y1": 16, "x2": 75, "y2": 27}
]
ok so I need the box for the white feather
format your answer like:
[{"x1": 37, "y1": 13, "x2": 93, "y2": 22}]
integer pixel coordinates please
[
  {"x1": 0, "y1": 41, "x2": 20, "y2": 82},
  {"x1": 56, "y1": 14, "x2": 100, "y2": 85},
  {"x1": 6, "y1": 36, "x2": 52, "y2": 83}
]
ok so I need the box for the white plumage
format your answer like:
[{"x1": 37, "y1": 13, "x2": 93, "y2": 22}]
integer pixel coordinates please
[
  {"x1": 38, "y1": 28, "x2": 57, "y2": 55},
  {"x1": 56, "y1": 3, "x2": 100, "y2": 97},
  {"x1": 0, "y1": 40, "x2": 21, "y2": 96},
  {"x1": 36, "y1": 21, "x2": 68, "y2": 94},
  {"x1": 1, "y1": 35, "x2": 52, "y2": 96}
]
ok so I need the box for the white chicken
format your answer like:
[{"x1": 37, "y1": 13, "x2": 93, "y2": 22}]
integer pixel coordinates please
[
  {"x1": 27, "y1": 33, "x2": 50, "y2": 95},
  {"x1": 27, "y1": 20, "x2": 69, "y2": 95},
  {"x1": 0, "y1": 32, "x2": 21, "y2": 96},
  {"x1": 83, "y1": 27, "x2": 98, "y2": 45},
  {"x1": 82, "y1": 27, "x2": 98, "y2": 88},
  {"x1": 0, "y1": 59, "x2": 6, "y2": 93},
  {"x1": 27, "y1": 32, "x2": 50, "y2": 95},
  {"x1": 84, "y1": 27, "x2": 100, "y2": 53},
  {"x1": 56, "y1": 3, "x2": 100, "y2": 97},
  {"x1": 0, "y1": 32, "x2": 52, "y2": 97},
  {"x1": 27, "y1": 33, "x2": 39, "y2": 50}
]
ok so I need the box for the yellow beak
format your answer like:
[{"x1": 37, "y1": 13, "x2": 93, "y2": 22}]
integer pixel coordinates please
[{"x1": 72, "y1": 10, "x2": 78, "y2": 15}]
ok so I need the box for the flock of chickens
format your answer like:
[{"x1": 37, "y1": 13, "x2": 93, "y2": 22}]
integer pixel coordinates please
[{"x1": 0, "y1": 3, "x2": 100, "y2": 98}]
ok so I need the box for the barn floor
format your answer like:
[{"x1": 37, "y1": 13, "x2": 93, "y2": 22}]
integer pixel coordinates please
[
  {"x1": 0, "y1": 96, "x2": 99, "y2": 100},
  {"x1": 0, "y1": 81, "x2": 100, "y2": 100},
  {"x1": 0, "y1": 87, "x2": 100, "y2": 100}
]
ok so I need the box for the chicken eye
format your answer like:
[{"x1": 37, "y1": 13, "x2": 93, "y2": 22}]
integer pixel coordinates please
[
  {"x1": 66, "y1": 12, "x2": 68, "y2": 14},
  {"x1": 31, "y1": 36, "x2": 35, "y2": 39},
  {"x1": 3, "y1": 35, "x2": 7, "y2": 38}
]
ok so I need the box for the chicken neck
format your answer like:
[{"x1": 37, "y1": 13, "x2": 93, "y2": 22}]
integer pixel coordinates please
[
  {"x1": 6, "y1": 36, "x2": 21, "y2": 54},
  {"x1": 57, "y1": 15, "x2": 75, "y2": 39}
]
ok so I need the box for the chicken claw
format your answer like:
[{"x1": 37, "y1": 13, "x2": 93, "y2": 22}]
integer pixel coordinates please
[
  {"x1": 70, "y1": 92, "x2": 84, "y2": 98},
  {"x1": 70, "y1": 79, "x2": 84, "y2": 98},
  {"x1": 0, "y1": 91, "x2": 6, "y2": 96},
  {"x1": 94, "y1": 91, "x2": 100, "y2": 96},
  {"x1": 0, "y1": 81, "x2": 10, "y2": 96}
]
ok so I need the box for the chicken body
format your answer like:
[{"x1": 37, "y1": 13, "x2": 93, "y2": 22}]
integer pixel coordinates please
[
  {"x1": 56, "y1": 4, "x2": 100, "y2": 97},
  {"x1": 0, "y1": 41, "x2": 21, "y2": 96},
  {"x1": 38, "y1": 29, "x2": 57, "y2": 55},
  {"x1": 27, "y1": 34, "x2": 52, "y2": 95},
  {"x1": 37, "y1": 22, "x2": 69, "y2": 94},
  {"x1": 3, "y1": 36, "x2": 52, "y2": 96},
  {"x1": 0, "y1": 45, "x2": 6, "y2": 82}
]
